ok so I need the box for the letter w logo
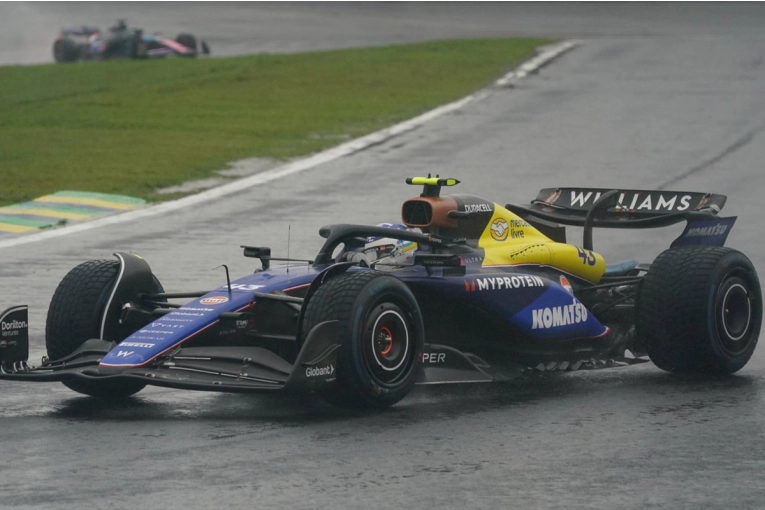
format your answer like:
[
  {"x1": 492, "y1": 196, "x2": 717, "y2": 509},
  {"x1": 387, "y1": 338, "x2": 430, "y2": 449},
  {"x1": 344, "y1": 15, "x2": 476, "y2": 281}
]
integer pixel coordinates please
[
  {"x1": 117, "y1": 351, "x2": 134, "y2": 357},
  {"x1": 570, "y1": 191, "x2": 593, "y2": 207}
]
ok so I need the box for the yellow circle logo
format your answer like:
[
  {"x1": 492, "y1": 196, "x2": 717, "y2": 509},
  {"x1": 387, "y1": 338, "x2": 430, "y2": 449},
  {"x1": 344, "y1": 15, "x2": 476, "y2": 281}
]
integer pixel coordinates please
[{"x1": 490, "y1": 219, "x2": 509, "y2": 241}]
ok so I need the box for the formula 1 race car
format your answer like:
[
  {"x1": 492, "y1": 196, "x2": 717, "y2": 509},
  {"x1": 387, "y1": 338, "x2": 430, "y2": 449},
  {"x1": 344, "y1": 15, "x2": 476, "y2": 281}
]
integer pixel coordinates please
[
  {"x1": 0, "y1": 178, "x2": 761, "y2": 408},
  {"x1": 52, "y1": 20, "x2": 210, "y2": 63}
]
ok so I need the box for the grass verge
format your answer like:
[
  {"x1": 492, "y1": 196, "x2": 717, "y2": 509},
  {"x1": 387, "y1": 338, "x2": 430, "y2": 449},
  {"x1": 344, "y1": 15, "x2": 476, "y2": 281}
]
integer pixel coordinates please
[{"x1": 0, "y1": 38, "x2": 549, "y2": 206}]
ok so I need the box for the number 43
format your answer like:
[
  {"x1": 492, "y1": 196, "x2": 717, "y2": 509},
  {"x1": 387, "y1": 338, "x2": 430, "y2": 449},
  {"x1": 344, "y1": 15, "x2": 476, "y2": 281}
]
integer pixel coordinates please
[{"x1": 576, "y1": 247, "x2": 596, "y2": 266}]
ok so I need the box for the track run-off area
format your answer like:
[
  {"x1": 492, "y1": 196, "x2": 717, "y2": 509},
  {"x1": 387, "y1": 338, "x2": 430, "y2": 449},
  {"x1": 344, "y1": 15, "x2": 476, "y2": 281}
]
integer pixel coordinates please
[{"x1": 2, "y1": 3, "x2": 765, "y2": 509}]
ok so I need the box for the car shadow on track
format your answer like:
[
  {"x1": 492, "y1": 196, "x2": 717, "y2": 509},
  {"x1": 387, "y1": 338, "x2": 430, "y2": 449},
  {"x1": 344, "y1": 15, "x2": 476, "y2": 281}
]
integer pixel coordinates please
[{"x1": 47, "y1": 366, "x2": 761, "y2": 425}]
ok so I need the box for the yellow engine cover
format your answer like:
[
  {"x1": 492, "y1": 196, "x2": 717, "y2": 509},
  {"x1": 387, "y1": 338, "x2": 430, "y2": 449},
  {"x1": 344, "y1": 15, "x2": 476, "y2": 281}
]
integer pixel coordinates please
[{"x1": 478, "y1": 205, "x2": 606, "y2": 283}]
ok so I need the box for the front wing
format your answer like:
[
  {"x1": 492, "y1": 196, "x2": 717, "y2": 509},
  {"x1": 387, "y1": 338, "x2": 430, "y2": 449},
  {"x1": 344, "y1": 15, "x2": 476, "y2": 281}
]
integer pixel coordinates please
[
  {"x1": 1, "y1": 305, "x2": 648, "y2": 394},
  {"x1": 0, "y1": 320, "x2": 343, "y2": 394}
]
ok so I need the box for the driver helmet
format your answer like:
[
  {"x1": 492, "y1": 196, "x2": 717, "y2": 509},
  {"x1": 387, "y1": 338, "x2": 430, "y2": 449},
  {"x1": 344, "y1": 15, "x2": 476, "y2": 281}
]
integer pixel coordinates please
[{"x1": 344, "y1": 223, "x2": 418, "y2": 267}]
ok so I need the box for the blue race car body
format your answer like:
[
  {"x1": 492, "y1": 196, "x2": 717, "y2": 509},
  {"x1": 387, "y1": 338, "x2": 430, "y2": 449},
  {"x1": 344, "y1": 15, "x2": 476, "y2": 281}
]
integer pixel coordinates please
[{"x1": 1, "y1": 178, "x2": 760, "y2": 408}]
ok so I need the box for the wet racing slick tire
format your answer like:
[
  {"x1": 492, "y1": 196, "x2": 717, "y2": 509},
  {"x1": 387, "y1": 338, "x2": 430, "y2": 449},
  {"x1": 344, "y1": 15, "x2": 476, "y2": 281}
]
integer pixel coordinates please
[
  {"x1": 46, "y1": 260, "x2": 160, "y2": 398},
  {"x1": 52, "y1": 37, "x2": 80, "y2": 62},
  {"x1": 175, "y1": 33, "x2": 198, "y2": 52},
  {"x1": 637, "y1": 246, "x2": 762, "y2": 375},
  {"x1": 300, "y1": 270, "x2": 424, "y2": 409}
]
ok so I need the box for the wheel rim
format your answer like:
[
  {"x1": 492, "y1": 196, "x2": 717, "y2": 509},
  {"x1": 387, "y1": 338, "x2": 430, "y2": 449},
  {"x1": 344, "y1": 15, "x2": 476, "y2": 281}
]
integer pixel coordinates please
[
  {"x1": 363, "y1": 303, "x2": 412, "y2": 385},
  {"x1": 717, "y1": 279, "x2": 753, "y2": 354}
]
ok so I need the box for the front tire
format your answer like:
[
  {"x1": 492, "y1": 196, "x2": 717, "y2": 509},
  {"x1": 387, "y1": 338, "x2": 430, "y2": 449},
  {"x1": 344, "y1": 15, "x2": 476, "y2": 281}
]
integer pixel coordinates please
[
  {"x1": 300, "y1": 271, "x2": 424, "y2": 408},
  {"x1": 52, "y1": 37, "x2": 80, "y2": 62},
  {"x1": 46, "y1": 260, "x2": 153, "y2": 398},
  {"x1": 637, "y1": 246, "x2": 762, "y2": 375}
]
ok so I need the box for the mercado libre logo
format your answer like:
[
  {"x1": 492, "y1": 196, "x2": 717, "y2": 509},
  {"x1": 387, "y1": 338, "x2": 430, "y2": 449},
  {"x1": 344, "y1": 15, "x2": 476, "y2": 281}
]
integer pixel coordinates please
[
  {"x1": 490, "y1": 218, "x2": 509, "y2": 241},
  {"x1": 200, "y1": 296, "x2": 229, "y2": 305}
]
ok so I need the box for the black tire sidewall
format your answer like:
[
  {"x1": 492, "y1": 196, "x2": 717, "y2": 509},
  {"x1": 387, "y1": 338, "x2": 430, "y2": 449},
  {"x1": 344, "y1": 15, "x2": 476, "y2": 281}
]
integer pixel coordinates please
[
  {"x1": 639, "y1": 247, "x2": 762, "y2": 375},
  {"x1": 343, "y1": 277, "x2": 423, "y2": 404},
  {"x1": 46, "y1": 260, "x2": 119, "y2": 360},
  {"x1": 46, "y1": 259, "x2": 159, "y2": 398},
  {"x1": 53, "y1": 38, "x2": 79, "y2": 62},
  {"x1": 707, "y1": 254, "x2": 761, "y2": 365},
  {"x1": 301, "y1": 271, "x2": 424, "y2": 408}
]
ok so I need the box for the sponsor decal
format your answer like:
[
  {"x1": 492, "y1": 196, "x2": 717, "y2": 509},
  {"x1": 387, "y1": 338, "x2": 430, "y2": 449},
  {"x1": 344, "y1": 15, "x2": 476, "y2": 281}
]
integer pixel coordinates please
[
  {"x1": 138, "y1": 328, "x2": 180, "y2": 335},
  {"x1": 671, "y1": 216, "x2": 737, "y2": 248},
  {"x1": 306, "y1": 365, "x2": 335, "y2": 377},
  {"x1": 119, "y1": 342, "x2": 155, "y2": 348},
  {"x1": 116, "y1": 350, "x2": 134, "y2": 357},
  {"x1": 180, "y1": 307, "x2": 215, "y2": 312},
  {"x1": 465, "y1": 275, "x2": 545, "y2": 292},
  {"x1": 235, "y1": 320, "x2": 249, "y2": 329},
  {"x1": 464, "y1": 203, "x2": 493, "y2": 214},
  {"x1": 569, "y1": 190, "x2": 601, "y2": 208},
  {"x1": 569, "y1": 190, "x2": 694, "y2": 212},
  {"x1": 200, "y1": 296, "x2": 229, "y2": 305},
  {"x1": 461, "y1": 255, "x2": 484, "y2": 265},
  {"x1": 686, "y1": 224, "x2": 728, "y2": 237},
  {"x1": 422, "y1": 352, "x2": 446, "y2": 364},
  {"x1": 151, "y1": 322, "x2": 185, "y2": 329},
  {"x1": 159, "y1": 318, "x2": 194, "y2": 323},
  {"x1": 490, "y1": 219, "x2": 509, "y2": 241},
  {"x1": 493, "y1": 218, "x2": 530, "y2": 241},
  {"x1": 559, "y1": 275, "x2": 573, "y2": 294},
  {"x1": 1, "y1": 319, "x2": 26, "y2": 330},
  {"x1": 1, "y1": 319, "x2": 26, "y2": 337},
  {"x1": 220, "y1": 283, "x2": 265, "y2": 292},
  {"x1": 171, "y1": 312, "x2": 206, "y2": 317},
  {"x1": 617, "y1": 193, "x2": 692, "y2": 212},
  {"x1": 531, "y1": 299, "x2": 589, "y2": 329}
]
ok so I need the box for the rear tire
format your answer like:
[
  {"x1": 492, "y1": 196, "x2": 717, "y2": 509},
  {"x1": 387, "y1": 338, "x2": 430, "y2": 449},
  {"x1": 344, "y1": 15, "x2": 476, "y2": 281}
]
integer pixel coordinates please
[
  {"x1": 175, "y1": 33, "x2": 197, "y2": 52},
  {"x1": 46, "y1": 260, "x2": 156, "y2": 398},
  {"x1": 52, "y1": 37, "x2": 80, "y2": 62},
  {"x1": 300, "y1": 271, "x2": 424, "y2": 408},
  {"x1": 637, "y1": 247, "x2": 762, "y2": 375}
]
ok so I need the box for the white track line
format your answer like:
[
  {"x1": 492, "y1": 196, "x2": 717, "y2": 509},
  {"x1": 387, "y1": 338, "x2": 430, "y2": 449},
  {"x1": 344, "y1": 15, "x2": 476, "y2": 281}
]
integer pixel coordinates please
[
  {"x1": 0, "y1": 40, "x2": 579, "y2": 251},
  {"x1": 494, "y1": 40, "x2": 580, "y2": 88}
]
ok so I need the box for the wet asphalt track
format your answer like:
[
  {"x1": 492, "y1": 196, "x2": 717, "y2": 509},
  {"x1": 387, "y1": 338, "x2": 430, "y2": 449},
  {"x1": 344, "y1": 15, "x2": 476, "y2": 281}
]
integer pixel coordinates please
[{"x1": 2, "y1": 3, "x2": 765, "y2": 509}]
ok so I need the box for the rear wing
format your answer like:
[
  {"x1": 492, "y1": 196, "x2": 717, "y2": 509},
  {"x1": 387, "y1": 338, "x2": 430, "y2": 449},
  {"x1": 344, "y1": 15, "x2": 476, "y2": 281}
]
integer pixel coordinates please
[
  {"x1": 61, "y1": 26, "x2": 101, "y2": 37},
  {"x1": 506, "y1": 188, "x2": 734, "y2": 250}
]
